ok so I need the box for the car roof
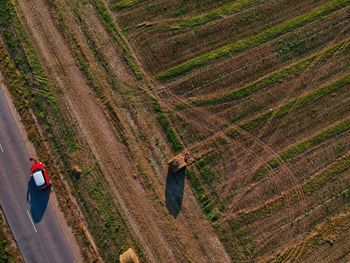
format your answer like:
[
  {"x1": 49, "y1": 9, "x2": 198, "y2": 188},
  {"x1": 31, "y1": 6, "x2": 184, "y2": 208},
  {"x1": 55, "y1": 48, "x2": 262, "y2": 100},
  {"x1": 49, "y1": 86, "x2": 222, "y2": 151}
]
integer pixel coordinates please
[{"x1": 32, "y1": 169, "x2": 46, "y2": 187}]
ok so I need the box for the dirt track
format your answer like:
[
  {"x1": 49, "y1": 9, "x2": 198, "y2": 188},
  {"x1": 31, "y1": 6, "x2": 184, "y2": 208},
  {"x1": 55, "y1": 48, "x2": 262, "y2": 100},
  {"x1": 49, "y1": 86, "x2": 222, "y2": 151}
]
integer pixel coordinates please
[{"x1": 15, "y1": 0, "x2": 231, "y2": 262}]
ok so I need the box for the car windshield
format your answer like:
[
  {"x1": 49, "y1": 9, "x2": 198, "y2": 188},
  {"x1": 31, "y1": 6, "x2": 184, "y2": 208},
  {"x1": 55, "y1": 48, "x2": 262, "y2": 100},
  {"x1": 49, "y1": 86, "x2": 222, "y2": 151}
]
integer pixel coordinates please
[{"x1": 32, "y1": 169, "x2": 45, "y2": 187}]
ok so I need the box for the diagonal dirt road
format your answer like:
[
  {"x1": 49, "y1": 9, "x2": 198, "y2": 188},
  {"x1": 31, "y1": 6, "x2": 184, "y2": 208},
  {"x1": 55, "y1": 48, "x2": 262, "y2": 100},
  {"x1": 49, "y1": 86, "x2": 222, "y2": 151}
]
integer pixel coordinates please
[{"x1": 15, "y1": 0, "x2": 231, "y2": 262}]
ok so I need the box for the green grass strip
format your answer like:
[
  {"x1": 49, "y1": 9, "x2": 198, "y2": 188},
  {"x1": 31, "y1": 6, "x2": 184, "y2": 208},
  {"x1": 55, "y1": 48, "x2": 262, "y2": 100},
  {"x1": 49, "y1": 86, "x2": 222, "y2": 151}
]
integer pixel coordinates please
[
  {"x1": 254, "y1": 118, "x2": 350, "y2": 180},
  {"x1": 174, "y1": 0, "x2": 265, "y2": 29},
  {"x1": 241, "y1": 155, "x2": 350, "y2": 224},
  {"x1": 112, "y1": 0, "x2": 141, "y2": 10},
  {"x1": 194, "y1": 40, "x2": 350, "y2": 107},
  {"x1": 90, "y1": 0, "x2": 144, "y2": 80},
  {"x1": 157, "y1": 0, "x2": 350, "y2": 81},
  {"x1": 226, "y1": 74, "x2": 350, "y2": 138},
  {"x1": 151, "y1": 98, "x2": 183, "y2": 153},
  {"x1": 187, "y1": 168, "x2": 219, "y2": 222}
]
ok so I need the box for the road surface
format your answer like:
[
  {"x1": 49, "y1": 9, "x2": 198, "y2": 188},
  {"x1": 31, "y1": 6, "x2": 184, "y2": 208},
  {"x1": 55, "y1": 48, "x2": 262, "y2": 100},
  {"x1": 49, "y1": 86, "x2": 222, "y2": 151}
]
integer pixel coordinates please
[{"x1": 0, "y1": 82, "x2": 77, "y2": 262}]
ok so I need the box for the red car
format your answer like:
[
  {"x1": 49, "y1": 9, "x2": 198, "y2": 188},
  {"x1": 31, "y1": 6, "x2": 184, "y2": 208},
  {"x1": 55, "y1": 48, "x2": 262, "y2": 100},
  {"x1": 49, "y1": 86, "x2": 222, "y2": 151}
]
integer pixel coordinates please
[{"x1": 30, "y1": 159, "x2": 51, "y2": 189}]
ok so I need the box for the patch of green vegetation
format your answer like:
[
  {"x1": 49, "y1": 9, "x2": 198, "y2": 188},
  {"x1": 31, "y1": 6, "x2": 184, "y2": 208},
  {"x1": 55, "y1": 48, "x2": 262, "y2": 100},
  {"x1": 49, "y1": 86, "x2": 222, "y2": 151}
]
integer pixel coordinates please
[
  {"x1": 174, "y1": 0, "x2": 264, "y2": 29},
  {"x1": 174, "y1": 7, "x2": 188, "y2": 17},
  {"x1": 197, "y1": 159, "x2": 218, "y2": 187},
  {"x1": 241, "y1": 111, "x2": 272, "y2": 131},
  {"x1": 111, "y1": 0, "x2": 141, "y2": 11},
  {"x1": 187, "y1": 168, "x2": 218, "y2": 222},
  {"x1": 157, "y1": 0, "x2": 349, "y2": 81},
  {"x1": 241, "y1": 156, "x2": 350, "y2": 224},
  {"x1": 90, "y1": 0, "x2": 143, "y2": 80},
  {"x1": 229, "y1": 221, "x2": 256, "y2": 257},
  {"x1": 277, "y1": 34, "x2": 310, "y2": 60},
  {"x1": 151, "y1": 98, "x2": 183, "y2": 153}
]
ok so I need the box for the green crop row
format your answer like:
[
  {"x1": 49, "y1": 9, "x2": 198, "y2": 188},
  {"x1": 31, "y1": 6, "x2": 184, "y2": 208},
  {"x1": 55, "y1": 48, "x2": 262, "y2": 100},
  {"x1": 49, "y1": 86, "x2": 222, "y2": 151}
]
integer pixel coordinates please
[
  {"x1": 174, "y1": 0, "x2": 265, "y2": 29},
  {"x1": 227, "y1": 74, "x2": 350, "y2": 139},
  {"x1": 240, "y1": 155, "x2": 350, "y2": 225},
  {"x1": 194, "y1": 39, "x2": 350, "y2": 107},
  {"x1": 111, "y1": 0, "x2": 141, "y2": 11},
  {"x1": 90, "y1": 0, "x2": 143, "y2": 80},
  {"x1": 157, "y1": 0, "x2": 350, "y2": 81},
  {"x1": 187, "y1": 167, "x2": 219, "y2": 222},
  {"x1": 151, "y1": 98, "x2": 183, "y2": 153},
  {"x1": 254, "y1": 118, "x2": 350, "y2": 180}
]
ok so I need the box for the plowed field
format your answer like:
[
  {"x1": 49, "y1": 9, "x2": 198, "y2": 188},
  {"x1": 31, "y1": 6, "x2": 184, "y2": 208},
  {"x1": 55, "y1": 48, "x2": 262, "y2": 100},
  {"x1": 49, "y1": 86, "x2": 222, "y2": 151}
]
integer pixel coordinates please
[{"x1": 1, "y1": 0, "x2": 349, "y2": 262}]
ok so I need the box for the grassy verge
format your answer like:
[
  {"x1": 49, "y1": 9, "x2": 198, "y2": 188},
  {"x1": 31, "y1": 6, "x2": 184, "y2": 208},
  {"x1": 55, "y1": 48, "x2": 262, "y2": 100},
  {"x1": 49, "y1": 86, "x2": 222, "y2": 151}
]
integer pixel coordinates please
[
  {"x1": 111, "y1": 0, "x2": 141, "y2": 11},
  {"x1": 90, "y1": 0, "x2": 143, "y2": 80},
  {"x1": 226, "y1": 74, "x2": 350, "y2": 138},
  {"x1": 157, "y1": 0, "x2": 349, "y2": 81},
  {"x1": 0, "y1": 1, "x2": 143, "y2": 261},
  {"x1": 0, "y1": 208, "x2": 23, "y2": 263},
  {"x1": 240, "y1": 155, "x2": 350, "y2": 225},
  {"x1": 174, "y1": 0, "x2": 265, "y2": 29},
  {"x1": 193, "y1": 40, "x2": 350, "y2": 107},
  {"x1": 254, "y1": 118, "x2": 350, "y2": 180}
]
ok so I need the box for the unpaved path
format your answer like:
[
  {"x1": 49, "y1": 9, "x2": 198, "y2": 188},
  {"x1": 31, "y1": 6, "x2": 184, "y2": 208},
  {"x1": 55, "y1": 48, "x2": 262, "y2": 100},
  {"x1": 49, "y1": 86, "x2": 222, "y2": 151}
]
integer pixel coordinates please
[{"x1": 16, "y1": 0, "x2": 231, "y2": 262}]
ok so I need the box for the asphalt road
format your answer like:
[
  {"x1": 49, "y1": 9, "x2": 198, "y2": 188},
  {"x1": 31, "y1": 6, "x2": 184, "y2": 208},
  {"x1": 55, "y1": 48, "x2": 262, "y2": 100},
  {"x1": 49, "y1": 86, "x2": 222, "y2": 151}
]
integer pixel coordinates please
[{"x1": 0, "y1": 84, "x2": 76, "y2": 262}]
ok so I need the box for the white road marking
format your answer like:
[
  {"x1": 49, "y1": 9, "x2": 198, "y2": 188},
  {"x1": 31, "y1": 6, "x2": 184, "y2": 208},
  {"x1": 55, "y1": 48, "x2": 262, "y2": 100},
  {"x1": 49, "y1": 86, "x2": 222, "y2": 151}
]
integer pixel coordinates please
[
  {"x1": 0, "y1": 143, "x2": 3, "y2": 152},
  {"x1": 26, "y1": 209, "x2": 37, "y2": 233}
]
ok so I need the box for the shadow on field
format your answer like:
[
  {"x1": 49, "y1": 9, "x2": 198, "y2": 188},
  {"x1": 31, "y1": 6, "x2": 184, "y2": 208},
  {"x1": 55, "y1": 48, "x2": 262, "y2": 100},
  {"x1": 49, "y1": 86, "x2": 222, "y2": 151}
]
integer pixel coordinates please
[
  {"x1": 26, "y1": 176, "x2": 50, "y2": 223},
  {"x1": 165, "y1": 168, "x2": 185, "y2": 218}
]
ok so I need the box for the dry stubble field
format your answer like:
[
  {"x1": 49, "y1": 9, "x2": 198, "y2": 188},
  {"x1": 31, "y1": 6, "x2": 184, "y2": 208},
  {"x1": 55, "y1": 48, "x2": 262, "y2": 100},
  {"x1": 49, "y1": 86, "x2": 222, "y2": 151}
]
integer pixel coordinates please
[
  {"x1": 111, "y1": 0, "x2": 350, "y2": 261},
  {"x1": 0, "y1": 0, "x2": 349, "y2": 262}
]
